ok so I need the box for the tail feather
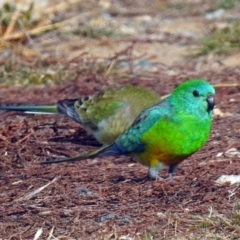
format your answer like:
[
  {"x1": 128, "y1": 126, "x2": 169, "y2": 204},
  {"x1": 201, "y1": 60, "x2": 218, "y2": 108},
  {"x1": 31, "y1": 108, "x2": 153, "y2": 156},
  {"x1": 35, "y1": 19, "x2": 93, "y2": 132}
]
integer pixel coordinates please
[
  {"x1": 41, "y1": 143, "x2": 123, "y2": 165},
  {"x1": 0, "y1": 98, "x2": 83, "y2": 123},
  {"x1": 0, "y1": 105, "x2": 59, "y2": 114}
]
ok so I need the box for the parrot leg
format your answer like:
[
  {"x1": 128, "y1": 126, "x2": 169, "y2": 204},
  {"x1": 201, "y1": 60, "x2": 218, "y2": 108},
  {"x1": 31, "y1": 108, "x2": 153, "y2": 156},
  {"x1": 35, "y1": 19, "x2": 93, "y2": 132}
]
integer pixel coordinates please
[
  {"x1": 168, "y1": 164, "x2": 178, "y2": 181},
  {"x1": 148, "y1": 162, "x2": 164, "y2": 180}
]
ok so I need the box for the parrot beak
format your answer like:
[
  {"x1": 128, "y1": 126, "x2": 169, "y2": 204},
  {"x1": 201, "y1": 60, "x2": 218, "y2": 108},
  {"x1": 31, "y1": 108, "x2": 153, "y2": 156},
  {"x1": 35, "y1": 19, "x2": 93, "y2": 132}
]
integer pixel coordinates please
[{"x1": 206, "y1": 94, "x2": 215, "y2": 112}]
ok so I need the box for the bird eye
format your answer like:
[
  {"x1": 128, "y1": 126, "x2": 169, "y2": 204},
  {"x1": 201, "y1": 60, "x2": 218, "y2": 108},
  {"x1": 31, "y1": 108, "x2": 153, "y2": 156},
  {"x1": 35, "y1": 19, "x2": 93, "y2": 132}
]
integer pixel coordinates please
[{"x1": 192, "y1": 90, "x2": 200, "y2": 97}]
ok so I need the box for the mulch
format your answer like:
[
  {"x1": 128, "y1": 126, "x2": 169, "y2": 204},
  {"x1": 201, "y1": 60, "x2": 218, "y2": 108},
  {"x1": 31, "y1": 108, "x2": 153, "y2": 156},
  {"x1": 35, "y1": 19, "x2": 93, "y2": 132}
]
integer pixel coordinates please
[{"x1": 0, "y1": 68, "x2": 240, "y2": 239}]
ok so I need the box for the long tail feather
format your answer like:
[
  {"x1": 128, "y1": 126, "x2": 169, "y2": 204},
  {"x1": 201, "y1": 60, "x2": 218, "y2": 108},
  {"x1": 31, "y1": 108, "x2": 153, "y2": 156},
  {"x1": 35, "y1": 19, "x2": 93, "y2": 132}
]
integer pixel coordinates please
[
  {"x1": 41, "y1": 143, "x2": 123, "y2": 164},
  {"x1": 0, "y1": 105, "x2": 59, "y2": 114}
]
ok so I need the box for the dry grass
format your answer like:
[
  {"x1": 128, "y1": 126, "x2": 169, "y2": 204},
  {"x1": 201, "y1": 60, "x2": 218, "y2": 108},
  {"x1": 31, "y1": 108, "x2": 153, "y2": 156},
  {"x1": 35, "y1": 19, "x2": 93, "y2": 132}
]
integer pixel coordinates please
[{"x1": 29, "y1": 207, "x2": 240, "y2": 240}]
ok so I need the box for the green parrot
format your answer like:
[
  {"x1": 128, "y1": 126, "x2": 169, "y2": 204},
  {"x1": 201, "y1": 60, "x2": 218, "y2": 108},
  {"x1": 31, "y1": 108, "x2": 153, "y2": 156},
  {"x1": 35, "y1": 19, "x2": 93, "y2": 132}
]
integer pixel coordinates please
[
  {"x1": 41, "y1": 79, "x2": 215, "y2": 179},
  {"x1": 0, "y1": 85, "x2": 161, "y2": 145}
]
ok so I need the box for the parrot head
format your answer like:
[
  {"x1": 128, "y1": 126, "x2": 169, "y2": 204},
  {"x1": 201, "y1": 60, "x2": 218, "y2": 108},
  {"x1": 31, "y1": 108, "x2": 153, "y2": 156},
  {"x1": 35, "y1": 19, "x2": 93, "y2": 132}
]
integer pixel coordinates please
[{"x1": 171, "y1": 79, "x2": 215, "y2": 116}]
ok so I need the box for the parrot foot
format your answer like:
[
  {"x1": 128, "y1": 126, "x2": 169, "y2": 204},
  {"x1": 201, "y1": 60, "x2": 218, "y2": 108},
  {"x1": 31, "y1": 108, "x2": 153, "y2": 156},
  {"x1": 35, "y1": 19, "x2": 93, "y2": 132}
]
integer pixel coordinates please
[
  {"x1": 168, "y1": 173, "x2": 173, "y2": 182},
  {"x1": 148, "y1": 164, "x2": 164, "y2": 180},
  {"x1": 154, "y1": 176, "x2": 165, "y2": 181}
]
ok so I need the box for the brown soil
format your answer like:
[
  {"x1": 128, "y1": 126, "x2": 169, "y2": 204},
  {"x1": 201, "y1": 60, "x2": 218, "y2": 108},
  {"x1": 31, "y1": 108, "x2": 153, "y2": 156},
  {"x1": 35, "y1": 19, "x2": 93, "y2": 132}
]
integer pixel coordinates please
[
  {"x1": 0, "y1": 70, "x2": 240, "y2": 239},
  {"x1": 1, "y1": 0, "x2": 240, "y2": 239}
]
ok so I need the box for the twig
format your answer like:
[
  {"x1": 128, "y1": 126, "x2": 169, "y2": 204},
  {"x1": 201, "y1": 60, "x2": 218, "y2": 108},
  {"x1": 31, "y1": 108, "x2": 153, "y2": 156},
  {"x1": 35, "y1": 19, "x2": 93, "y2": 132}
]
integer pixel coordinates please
[
  {"x1": 3, "y1": 10, "x2": 20, "y2": 39},
  {"x1": 44, "y1": 0, "x2": 84, "y2": 14},
  {"x1": 214, "y1": 83, "x2": 239, "y2": 88},
  {"x1": 1, "y1": 11, "x2": 98, "y2": 41},
  {"x1": 16, "y1": 176, "x2": 60, "y2": 201},
  {"x1": 16, "y1": 132, "x2": 33, "y2": 144}
]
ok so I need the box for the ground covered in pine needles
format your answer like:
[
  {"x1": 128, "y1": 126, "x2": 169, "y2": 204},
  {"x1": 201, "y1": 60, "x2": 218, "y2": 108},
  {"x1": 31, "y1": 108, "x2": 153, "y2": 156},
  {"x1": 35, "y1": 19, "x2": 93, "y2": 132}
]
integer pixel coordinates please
[
  {"x1": 0, "y1": 71, "x2": 240, "y2": 239},
  {"x1": 1, "y1": 0, "x2": 240, "y2": 239}
]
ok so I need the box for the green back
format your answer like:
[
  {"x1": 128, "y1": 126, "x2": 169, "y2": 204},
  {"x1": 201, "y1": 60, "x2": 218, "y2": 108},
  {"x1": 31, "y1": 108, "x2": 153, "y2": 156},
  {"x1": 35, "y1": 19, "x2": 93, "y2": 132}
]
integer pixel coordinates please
[{"x1": 74, "y1": 85, "x2": 161, "y2": 144}]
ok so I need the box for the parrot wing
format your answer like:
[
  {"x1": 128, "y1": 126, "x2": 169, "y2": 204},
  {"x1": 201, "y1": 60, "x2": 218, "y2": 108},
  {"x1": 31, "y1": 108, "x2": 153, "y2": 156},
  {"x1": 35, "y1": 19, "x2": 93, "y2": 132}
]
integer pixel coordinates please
[{"x1": 42, "y1": 98, "x2": 171, "y2": 164}]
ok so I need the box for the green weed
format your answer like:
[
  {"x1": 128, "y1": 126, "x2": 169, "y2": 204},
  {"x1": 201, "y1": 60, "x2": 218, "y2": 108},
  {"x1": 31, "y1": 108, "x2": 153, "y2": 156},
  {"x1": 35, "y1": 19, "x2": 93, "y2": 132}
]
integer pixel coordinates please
[{"x1": 195, "y1": 20, "x2": 240, "y2": 55}]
